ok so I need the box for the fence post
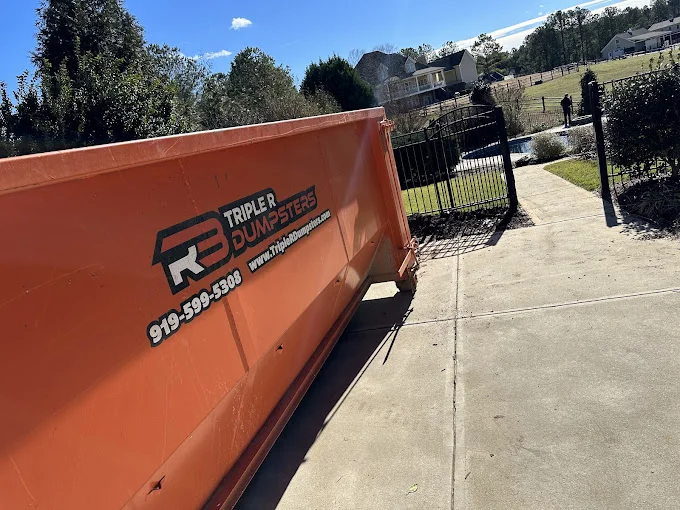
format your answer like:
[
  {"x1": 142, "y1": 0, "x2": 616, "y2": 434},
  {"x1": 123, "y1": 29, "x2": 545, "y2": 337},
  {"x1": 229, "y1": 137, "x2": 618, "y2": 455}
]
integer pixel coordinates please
[
  {"x1": 542, "y1": 96, "x2": 546, "y2": 113},
  {"x1": 493, "y1": 106, "x2": 518, "y2": 216},
  {"x1": 530, "y1": 75, "x2": 533, "y2": 86},
  {"x1": 424, "y1": 128, "x2": 444, "y2": 212},
  {"x1": 589, "y1": 81, "x2": 611, "y2": 201}
]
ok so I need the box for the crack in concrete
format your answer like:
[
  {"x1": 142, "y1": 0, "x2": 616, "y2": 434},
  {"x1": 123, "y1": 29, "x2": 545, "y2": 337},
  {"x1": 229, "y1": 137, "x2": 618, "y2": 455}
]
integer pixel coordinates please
[
  {"x1": 451, "y1": 252, "x2": 460, "y2": 509},
  {"x1": 347, "y1": 286, "x2": 680, "y2": 334},
  {"x1": 460, "y1": 286, "x2": 680, "y2": 320}
]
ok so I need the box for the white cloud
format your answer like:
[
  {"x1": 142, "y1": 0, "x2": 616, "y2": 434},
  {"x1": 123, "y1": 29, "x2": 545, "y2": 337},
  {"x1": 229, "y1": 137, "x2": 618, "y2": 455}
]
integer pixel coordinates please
[
  {"x1": 450, "y1": 0, "x2": 652, "y2": 51},
  {"x1": 180, "y1": 50, "x2": 232, "y2": 61},
  {"x1": 204, "y1": 49, "x2": 233, "y2": 59},
  {"x1": 231, "y1": 17, "x2": 252, "y2": 30}
]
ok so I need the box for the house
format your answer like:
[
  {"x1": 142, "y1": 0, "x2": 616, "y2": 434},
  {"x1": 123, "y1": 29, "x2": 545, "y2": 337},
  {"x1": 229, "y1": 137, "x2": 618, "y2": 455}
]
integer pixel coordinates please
[
  {"x1": 600, "y1": 28, "x2": 648, "y2": 59},
  {"x1": 638, "y1": 16, "x2": 680, "y2": 50},
  {"x1": 600, "y1": 17, "x2": 680, "y2": 58},
  {"x1": 355, "y1": 49, "x2": 477, "y2": 109},
  {"x1": 627, "y1": 30, "x2": 673, "y2": 52},
  {"x1": 427, "y1": 50, "x2": 478, "y2": 87}
]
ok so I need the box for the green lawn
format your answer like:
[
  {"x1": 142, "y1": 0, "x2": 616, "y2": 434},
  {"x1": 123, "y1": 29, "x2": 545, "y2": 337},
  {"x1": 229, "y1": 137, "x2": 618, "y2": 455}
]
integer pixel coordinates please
[
  {"x1": 524, "y1": 53, "x2": 658, "y2": 101},
  {"x1": 544, "y1": 159, "x2": 601, "y2": 191},
  {"x1": 402, "y1": 171, "x2": 508, "y2": 215}
]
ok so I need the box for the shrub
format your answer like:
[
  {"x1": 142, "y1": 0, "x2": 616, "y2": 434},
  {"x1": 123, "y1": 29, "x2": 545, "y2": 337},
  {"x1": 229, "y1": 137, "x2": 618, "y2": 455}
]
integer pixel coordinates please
[
  {"x1": 579, "y1": 69, "x2": 597, "y2": 115},
  {"x1": 392, "y1": 113, "x2": 426, "y2": 135},
  {"x1": 568, "y1": 125, "x2": 596, "y2": 160},
  {"x1": 494, "y1": 86, "x2": 524, "y2": 137},
  {"x1": 618, "y1": 177, "x2": 680, "y2": 228},
  {"x1": 531, "y1": 132, "x2": 566, "y2": 162},
  {"x1": 604, "y1": 62, "x2": 680, "y2": 176},
  {"x1": 514, "y1": 155, "x2": 535, "y2": 167},
  {"x1": 470, "y1": 81, "x2": 495, "y2": 106}
]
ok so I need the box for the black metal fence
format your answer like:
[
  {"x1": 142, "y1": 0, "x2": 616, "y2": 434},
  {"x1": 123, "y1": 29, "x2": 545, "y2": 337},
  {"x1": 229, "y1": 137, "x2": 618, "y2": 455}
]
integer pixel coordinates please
[{"x1": 391, "y1": 105, "x2": 518, "y2": 217}]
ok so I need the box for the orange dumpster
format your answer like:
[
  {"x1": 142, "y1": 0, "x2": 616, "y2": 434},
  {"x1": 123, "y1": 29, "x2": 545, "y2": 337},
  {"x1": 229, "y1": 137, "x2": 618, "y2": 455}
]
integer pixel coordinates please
[{"x1": 0, "y1": 108, "x2": 416, "y2": 509}]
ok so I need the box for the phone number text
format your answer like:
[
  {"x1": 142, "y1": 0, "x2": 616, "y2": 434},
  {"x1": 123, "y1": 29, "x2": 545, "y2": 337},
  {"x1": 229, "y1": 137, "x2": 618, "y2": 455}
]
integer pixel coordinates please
[{"x1": 147, "y1": 268, "x2": 243, "y2": 347}]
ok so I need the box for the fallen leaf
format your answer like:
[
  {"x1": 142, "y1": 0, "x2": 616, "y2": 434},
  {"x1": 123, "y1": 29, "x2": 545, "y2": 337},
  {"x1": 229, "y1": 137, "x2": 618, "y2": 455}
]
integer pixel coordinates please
[{"x1": 407, "y1": 484, "x2": 418, "y2": 494}]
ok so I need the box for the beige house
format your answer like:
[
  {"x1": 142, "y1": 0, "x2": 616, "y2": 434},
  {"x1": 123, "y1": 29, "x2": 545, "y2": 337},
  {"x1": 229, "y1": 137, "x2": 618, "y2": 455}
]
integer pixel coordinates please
[{"x1": 355, "y1": 49, "x2": 477, "y2": 109}]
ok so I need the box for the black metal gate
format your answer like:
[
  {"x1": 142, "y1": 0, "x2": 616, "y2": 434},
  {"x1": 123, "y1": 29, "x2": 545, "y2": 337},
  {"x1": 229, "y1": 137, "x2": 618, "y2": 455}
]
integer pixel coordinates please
[{"x1": 391, "y1": 105, "x2": 517, "y2": 217}]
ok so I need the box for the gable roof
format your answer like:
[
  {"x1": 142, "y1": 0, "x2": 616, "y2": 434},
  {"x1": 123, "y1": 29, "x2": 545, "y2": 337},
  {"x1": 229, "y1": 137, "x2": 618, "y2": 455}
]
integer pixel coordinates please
[
  {"x1": 428, "y1": 49, "x2": 468, "y2": 70},
  {"x1": 629, "y1": 31, "x2": 669, "y2": 42},
  {"x1": 649, "y1": 17, "x2": 680, "y2": 31},
  {"x1": 601, "y1": 29, "x2": 648, "y2": 53},
  {"x1": 630, "y1": 28, "x2": 649, "y2": 36},
  {"x1": 355, "y1": 51, "x2": 426, "y2": 86}
]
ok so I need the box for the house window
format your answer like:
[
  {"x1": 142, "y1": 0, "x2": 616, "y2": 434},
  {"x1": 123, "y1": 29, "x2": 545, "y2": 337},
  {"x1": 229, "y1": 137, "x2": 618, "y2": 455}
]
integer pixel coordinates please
[{"x1": 417, "y1": 75, "x2": 429, "y2": 88}]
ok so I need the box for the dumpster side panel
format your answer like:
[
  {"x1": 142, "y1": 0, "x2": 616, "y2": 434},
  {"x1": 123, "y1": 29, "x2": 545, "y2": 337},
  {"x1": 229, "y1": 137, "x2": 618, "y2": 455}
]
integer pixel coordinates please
[
  {"x1": 316, "y1": 120, "x2": 390, "y2": 319},
  {"x1": 0, "y1": 163, "x2": 249, "y2": 509},
  {"x1": 126, "y1": 273, "x2": 351, "y2": 509},
  {"x1": 0, "y1": 109, "x2": 412, "y2": 510}
]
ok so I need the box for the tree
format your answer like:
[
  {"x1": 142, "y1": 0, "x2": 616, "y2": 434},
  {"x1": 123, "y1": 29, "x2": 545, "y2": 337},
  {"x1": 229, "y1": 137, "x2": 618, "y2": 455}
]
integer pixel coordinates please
[
  {"x1": 373, "y1": 43, "x2": 398, "y2": 54},
  {"x1": 603, "y1": 7, "x2": 619, "y2": 38},
  {"x1": 435, "y1": 41, "x2": 459, "y2": 59},
  {"x1": 1, "y1": 0, "x2": 183, "y2": 157},
  {"x1": 472, "y1": 33, "x2": 509, "y2": 74},
  {"x1": 573, "y1": 7, "x2": 589, "y2": 63},
  {"x1": 197, "y1": 48, "x2": 338, "y2": 130},
  {"x1": 348, "y1": 48, "x2": 366, "y2": 66},
  {"x1": 417, "y1": 43, "x2": 435, "y2": 62},
  {"x1": 579, "y1": 69, "x2": 597, "y2": 115},
  {"x1": 496, "y1": 0, "x2": 680, "y2": 74},
  {"x1": 33, "y1": 0, "x2": 144, "y2": 80},
  {"x1": 145, "y1": 44, "x2": 209, "y2": 130},
  {"x1": 652, "y1": 0, "x2": 671, "y2": 21},
  {"x1": 548, "y1": 11, "x2": 569, "y2": 65},
  {"x1": 301, "y1": 56, "x2": 374, "y2": 111},
  {"x1": 3, "y1": 2, "x2": 343, "y2": 160},
  {"x1": 400, "y1": 46, "x2": 427, "y2": 64}
]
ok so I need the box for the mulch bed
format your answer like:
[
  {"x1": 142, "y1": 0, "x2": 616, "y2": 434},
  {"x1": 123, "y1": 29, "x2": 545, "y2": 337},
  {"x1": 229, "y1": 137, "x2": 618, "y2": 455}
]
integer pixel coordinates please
[
  {"x1": 615, "y1": 177, "x2": 680, "y2": 237},
  {"x1": 408, "y1": 207, "x2": 533, "y2": 243}
]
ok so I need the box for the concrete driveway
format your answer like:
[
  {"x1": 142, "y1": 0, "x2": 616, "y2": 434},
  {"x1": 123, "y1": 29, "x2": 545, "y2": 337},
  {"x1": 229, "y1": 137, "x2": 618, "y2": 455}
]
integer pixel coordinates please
[{"x1": 237, "y1": 163, "x2": 680, "y2": 509}]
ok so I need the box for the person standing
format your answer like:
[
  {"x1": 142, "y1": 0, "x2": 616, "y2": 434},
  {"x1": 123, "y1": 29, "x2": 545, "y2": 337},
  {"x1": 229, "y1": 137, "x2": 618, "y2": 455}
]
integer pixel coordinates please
[{"x1": 560, "y1": 94, "x2": 572, "y2": 128}]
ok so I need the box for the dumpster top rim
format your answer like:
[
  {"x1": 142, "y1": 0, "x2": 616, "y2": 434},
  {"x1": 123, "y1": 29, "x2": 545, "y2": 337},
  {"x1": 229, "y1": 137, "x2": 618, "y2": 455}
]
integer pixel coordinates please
[{"x1": 0, "y1": 108, "x2": 385, "y2": 194}]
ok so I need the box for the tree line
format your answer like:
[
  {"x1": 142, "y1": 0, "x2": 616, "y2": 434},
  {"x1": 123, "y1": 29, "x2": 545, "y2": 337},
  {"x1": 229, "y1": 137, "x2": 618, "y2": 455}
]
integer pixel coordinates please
[
  {"x1": 512, "y1": 0, "x2": 680, "y2": 74},
  {"x1": 0, "y1": 0, "x2": 374, "y2": 159},
  {"x1": 356, "y1": 0, "x2": 680, "y2": 78}
]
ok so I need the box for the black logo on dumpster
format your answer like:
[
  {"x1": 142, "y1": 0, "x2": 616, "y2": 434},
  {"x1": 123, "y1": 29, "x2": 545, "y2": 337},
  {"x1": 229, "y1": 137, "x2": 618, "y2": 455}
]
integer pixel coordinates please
[{"x1": 152, "y1": 186, "x2": 318, "y2": 294}]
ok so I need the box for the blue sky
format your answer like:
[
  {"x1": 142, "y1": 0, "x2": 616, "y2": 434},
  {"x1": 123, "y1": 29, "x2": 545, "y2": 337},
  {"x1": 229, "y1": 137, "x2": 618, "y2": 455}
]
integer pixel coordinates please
[{"x1": 1, "y1": 0, "x2": 650, "y2": 91}]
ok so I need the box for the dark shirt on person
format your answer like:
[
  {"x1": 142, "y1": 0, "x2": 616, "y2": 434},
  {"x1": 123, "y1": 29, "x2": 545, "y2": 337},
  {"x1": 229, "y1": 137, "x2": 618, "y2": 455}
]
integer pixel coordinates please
[{"x1": 560, "y1": 96, "x2": 572, "y2": 112}]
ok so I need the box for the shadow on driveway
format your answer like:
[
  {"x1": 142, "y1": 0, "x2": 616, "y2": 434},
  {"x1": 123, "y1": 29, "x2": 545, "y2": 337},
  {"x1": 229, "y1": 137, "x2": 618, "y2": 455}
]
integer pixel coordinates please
[{"x1": 235, "y1": 291, "x2": 413, "y2": 510}]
